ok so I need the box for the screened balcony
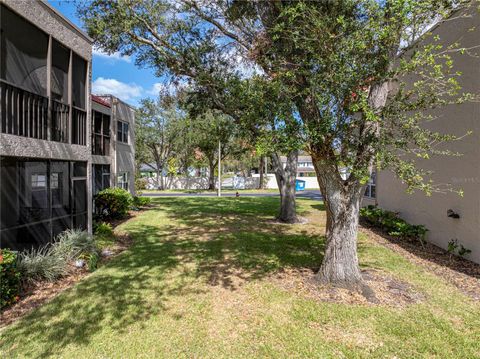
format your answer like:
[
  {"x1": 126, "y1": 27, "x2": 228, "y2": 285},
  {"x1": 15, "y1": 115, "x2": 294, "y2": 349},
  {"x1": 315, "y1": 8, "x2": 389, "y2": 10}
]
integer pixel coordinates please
[
  {"x1": 0, "y1": 4, "x2": 88, "y2": 145},
  {"x1": 92, "y1": 110, "x2": 111, "y2": 156}
]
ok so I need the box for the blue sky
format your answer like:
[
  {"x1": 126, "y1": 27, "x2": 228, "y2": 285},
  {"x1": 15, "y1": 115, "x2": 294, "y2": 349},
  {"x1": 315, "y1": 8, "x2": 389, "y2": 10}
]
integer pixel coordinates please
[{"x1": 49, "y1": 0, "x2": 162, "y2": 106}]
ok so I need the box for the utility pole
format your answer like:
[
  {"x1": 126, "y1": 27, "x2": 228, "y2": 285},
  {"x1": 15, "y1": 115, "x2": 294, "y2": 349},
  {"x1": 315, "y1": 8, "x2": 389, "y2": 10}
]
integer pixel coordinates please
[
  {"x1": 217, "y1": 140, "x2": 221, "y2": 197},
  {"x1": 265, "y1": 156, "x2": 268, "y2": 185}
]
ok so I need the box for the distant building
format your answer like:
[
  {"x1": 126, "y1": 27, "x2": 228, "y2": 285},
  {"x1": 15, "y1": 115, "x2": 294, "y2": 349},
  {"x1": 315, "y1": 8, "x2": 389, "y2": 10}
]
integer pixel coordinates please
[{"x1": 279, "y1": 155, "x2": 316, "y2": 177}]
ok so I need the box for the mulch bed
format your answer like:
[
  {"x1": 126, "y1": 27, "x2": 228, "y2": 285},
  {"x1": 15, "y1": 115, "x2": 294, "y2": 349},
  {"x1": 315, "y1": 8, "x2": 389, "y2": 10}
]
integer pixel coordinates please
[
  {"x1": 0, "y1": 267, "x2": 89, "y2": 328},
  {"x1": 360, "y1": 225, "x2": 480, "y2": 301},
  {"x1": 0, "y1": 212, "x2": 139, "y2": 329},
  {"x1": 272, "y1": 267, "x2": 425, "y2": 307}
]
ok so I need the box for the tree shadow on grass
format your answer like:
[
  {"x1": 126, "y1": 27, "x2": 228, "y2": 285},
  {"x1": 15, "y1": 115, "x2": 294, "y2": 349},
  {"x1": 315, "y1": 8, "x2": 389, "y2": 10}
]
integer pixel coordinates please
[{"x1": 1, "y1": 197, "x2": 325, "y2": 358}]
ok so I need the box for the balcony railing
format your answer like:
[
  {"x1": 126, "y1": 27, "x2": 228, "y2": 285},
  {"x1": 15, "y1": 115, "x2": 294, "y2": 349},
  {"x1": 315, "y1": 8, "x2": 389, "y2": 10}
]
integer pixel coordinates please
[
  {"x1": 0, "y1": 80, "x2": 48, "y2": 140},
  {"x1": 51, "y1": 100, "x2": 69, "y2": 143},
  {"x1": 72, "y1": 106, "x2": 87, "y2": 145},
  {"x1": 1, "y1": 80, "x2": 87, "y2": 146}
]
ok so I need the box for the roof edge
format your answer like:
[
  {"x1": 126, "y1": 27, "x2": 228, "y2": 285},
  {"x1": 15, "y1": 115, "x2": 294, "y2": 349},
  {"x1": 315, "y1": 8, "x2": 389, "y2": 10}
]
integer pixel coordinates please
[{"x1": 40, "y1": 0, "x2": 93, "y2": 43}]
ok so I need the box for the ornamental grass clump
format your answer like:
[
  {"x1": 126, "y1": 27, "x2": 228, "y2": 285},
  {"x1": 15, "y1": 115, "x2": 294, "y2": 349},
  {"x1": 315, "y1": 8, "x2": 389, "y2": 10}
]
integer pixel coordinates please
[
  {"x1": 16, "y1": 229, "x2": 99, "y2": 284},
  {"x1": 16, "y1": 245, "x2": 69, "y2": 283}
]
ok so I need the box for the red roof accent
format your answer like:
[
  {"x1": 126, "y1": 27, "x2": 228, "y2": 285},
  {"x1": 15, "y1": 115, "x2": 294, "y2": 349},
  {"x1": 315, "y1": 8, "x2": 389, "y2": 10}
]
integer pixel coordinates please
[{"x1": 91, "y1": 95, "x2": 111, "y2": 108}]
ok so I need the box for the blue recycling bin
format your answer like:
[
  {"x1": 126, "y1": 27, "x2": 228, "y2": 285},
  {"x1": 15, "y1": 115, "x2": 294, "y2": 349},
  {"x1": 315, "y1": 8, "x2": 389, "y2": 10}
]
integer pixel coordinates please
[{"x1": 295, "y1": 179, "x2": 306, "y2": 191}]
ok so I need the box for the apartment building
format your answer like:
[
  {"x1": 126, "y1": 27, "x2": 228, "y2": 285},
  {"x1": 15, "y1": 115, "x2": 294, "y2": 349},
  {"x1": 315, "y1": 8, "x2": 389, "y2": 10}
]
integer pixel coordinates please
[
  {"x1": 0, "y1": 0, "x2": 93, "y2": 251},
  {"x1": 91, "y1": 94, "x2": 135, "y2": 196},
  {"x1": 0, "y1": 0, "x2": 94, "y2": 251}
]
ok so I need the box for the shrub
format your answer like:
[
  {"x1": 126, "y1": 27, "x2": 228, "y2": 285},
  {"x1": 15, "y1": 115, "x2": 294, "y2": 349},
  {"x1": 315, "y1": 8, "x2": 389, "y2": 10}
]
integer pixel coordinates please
[
  {"x1": 360, "y1": 205, "x2": 428, "y2": 245},
  {"x1": 93, "y1": 221, "x2": 114, "y2": 238},
  {"x1": 0, "y1": 249, "x2": 20, "y2": 309},
  {"x1": 448, "y1": 239, "x2": 472, "y2": 258},
  {"x1": 94, "y1": 187, "x2": 133, "y2": 220},
  {"x1": 135, "y1": 177, "x2": 148, "y2": 192},
  {"x1": 17, "y1": 245, "x2": 69, "y2": 283},
  {"x1": 17, "y1": 229, "x2": 98, "y2": 283},
  {"x1": 132, "y1": 196, "x2": 151, "y2": 208}
]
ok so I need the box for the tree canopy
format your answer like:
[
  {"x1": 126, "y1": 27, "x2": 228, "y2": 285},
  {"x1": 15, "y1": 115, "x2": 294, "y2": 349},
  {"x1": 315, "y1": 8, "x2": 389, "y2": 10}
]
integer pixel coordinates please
[{"x1": 79, "y1": 0, "x2": 479, "y2": 286}]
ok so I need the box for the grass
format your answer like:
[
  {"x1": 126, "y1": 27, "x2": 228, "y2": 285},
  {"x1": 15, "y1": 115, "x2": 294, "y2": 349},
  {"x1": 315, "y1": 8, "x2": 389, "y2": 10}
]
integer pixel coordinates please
[
  {"x1": 1, "y1": 197, "x2": 479, "y2": 358},
  {"x1": 141, "y1": 188, "x2": 282, "y2": 194}
]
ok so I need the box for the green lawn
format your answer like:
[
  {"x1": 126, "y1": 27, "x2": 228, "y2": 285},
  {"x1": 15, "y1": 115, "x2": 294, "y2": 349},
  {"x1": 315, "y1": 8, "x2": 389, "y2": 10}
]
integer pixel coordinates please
[
  {"x1": 141, "y1": 188, "x2": 281, "y2": 194},
  {"x1": 1, "y1": 197, "x2": 479, "y2": 358}
]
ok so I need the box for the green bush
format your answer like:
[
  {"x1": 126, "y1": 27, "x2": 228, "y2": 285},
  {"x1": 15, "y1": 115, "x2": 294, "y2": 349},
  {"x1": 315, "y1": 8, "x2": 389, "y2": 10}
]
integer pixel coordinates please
[
  {"x1": 95, "y1": 187, "x2": 133, "y2": 220},
  {"x1": 17, "y1": 229, "x2": 99, "y2": 283},
  {"x1": 135, "y1": 177, "x2": 148, "y2": 192},
  {"x1": 132, "y1": 196, "x2": 151, "y2": 208},
  {"x1": 360, "y1": 205, "x2": 428, "y2": 245},
  {"x1": 0, "y1": 249, "x2": 20, "y2": 309},
  {"x1": 93, "y1": 221, "x2": 114, "y2": 238}
]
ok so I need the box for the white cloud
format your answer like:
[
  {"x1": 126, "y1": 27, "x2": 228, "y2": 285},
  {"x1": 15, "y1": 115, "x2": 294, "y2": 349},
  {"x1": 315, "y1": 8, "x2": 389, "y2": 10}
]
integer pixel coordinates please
[
  {"x1": 147, "y1": 82, "x2": 167, "y2": 96},
  {"x1": 92, "y1": 77, "x2": 143, "y2": 102},
  {"x1": 92, "y1": 47, "x2": 131, "y2": 63},
  {"x1": 146, "y1": 80, "x2": 189, "y2": 97}
]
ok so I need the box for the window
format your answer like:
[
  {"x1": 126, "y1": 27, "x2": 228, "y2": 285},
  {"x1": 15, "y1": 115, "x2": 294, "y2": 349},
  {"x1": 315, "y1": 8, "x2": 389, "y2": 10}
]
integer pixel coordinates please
[
  {"x1": 93, "y1": 164, "x2": 110, "y2": 195},
  {"x1": 92, "y1": 110, "x2": 111, "y2": 155},
  {"x1": 117, "y1": 172, "x2": 129, "y2": 191},
  {"x1": 117, "y1": 121, "x2": 129, "y2": 143},
  {"x1": 72, "y1": 53, "x2": 87, "y2": 109},
  {"x1": 31, "y1": 174, "x2": 47, "y2": 188},
  {"x1": 364, "y1": 172, "x2": 376, "y2": 198}
]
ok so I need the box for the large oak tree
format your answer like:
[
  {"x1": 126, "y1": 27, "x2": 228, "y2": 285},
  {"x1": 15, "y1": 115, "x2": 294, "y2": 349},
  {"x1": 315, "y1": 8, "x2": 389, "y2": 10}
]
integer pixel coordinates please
[{"x1": 79, "y1": 0, "x2": 478, "y2": 287}]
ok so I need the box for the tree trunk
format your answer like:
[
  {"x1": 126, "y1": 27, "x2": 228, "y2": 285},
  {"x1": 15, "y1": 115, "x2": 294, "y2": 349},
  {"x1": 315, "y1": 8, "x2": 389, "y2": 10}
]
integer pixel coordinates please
[
  {"x1": 258, "y1": 156, "x2": 265, "y2": 189},
  {"x1": 208, "y1": 160, "x2": 216, "y2": 190},
  {"x1": 271, "y1": 150, "x2": 298, "y2": 223},
  {"x1": 314, "y1": 165, "x2": 363, "y2": 287},
  {"x1": 155, "y1": 167, "x2": 164, "y2": 190}
]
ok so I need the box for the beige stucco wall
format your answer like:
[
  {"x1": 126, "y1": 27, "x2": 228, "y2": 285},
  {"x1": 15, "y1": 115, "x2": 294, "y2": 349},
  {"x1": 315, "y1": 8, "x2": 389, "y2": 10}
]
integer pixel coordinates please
[
  {"x1": 113, "y1": 99, "x2": 136, "y2": 195},
  {"x1": 373, "y1": 8, "x2": 480, "y2": 262},
  {"x1": 1, "y1": 0, "x2": 92, "y2": 60}
]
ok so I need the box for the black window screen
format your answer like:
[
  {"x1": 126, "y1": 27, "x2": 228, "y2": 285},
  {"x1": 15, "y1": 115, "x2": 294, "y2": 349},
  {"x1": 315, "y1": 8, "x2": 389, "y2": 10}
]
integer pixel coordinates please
[
  {"x1": 0, "y1": 5, "x2": 48, "y2": 96},
  {"x1": 93, "y1": 164, "x2": 110, "y2": 195},
  {"x1": 0, "y1": 157, "x2": 87, "y2": 251},
  {"x1": 73, "y1": 161, "x2": 87, "y2": 177},
  {"x1": 92, "y1": 110, "x2": 111, "y2": 155},
  {"x1": 51, "y1": 40, "x2": 69, "y2": 103},
  {"x1": 51, "y1": 161, "x2": 70, "y2": 217},
  {"x1": 72, "y1": 53, "x2": 86, "y2": 109},
  {"x1": 73, "y1": 179, "x2": 86, "y2": 214}
]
